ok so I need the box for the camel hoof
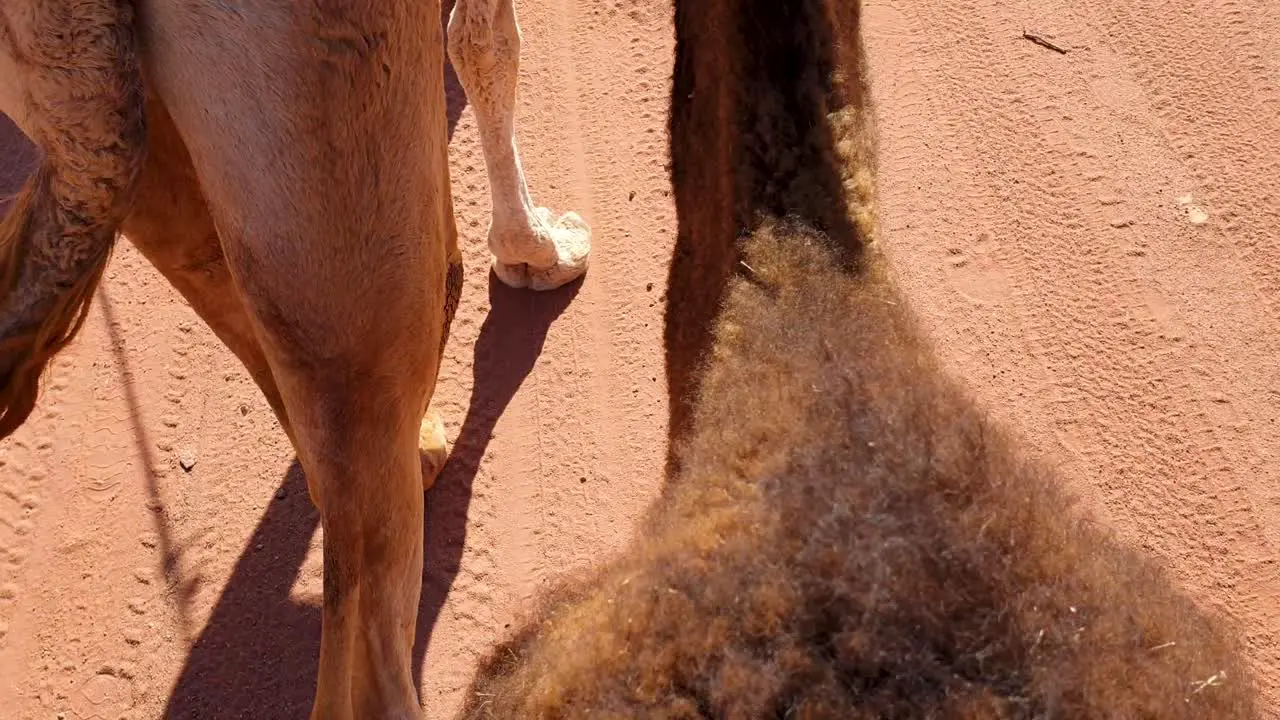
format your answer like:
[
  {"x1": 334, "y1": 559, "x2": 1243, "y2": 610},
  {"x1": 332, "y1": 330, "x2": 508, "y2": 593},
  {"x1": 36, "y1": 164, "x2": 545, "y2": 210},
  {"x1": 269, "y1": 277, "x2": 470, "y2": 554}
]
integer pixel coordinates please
[
  {"x1": 491, "y1": 207, "x2": 591, "y2": 291},
  {"x1": 419, "y1": 410, "x2": 449, "y2": 490}
]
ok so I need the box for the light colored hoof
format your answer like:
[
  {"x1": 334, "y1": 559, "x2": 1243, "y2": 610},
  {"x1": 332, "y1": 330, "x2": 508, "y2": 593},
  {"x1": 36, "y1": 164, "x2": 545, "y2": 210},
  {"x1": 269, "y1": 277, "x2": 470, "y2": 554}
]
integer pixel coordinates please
[
  {"x1": 492, "y1": 207, "x2": 591, "y2": 291},
  {"x1": 419, "y1": 410, "x2": 449, "y2": 490}
]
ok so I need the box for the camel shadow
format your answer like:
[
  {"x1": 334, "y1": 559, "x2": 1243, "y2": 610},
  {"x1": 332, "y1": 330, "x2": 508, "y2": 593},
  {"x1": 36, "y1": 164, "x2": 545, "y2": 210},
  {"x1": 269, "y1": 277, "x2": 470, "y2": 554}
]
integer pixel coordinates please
[
  {"x1": 412, "y1": 274, "x2": 582, "y2": 686},
  {"x1": 161, "y1": 274, "x2": 581, "y2": 718}
]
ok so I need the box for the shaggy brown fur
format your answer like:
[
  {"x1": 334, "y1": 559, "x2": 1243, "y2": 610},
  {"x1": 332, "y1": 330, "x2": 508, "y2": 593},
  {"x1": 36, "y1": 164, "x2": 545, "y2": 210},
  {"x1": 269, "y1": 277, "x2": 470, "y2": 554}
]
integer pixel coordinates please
[
  {"x1": 662, "y1": 0, "x2": 861, "y2": 475},
  {"x1": 457, "y1": 1, "x2": 1257, "y2": 717},
  {"x1": 0, "y1": 0, "x2": 146, "y2": 438}
]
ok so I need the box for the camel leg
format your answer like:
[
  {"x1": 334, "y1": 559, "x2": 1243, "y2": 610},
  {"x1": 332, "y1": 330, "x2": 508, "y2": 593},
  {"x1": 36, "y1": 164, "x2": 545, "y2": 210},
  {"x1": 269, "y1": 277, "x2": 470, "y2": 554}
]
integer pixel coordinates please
[
  {"x1": 447, "y1": 0, "x2": 591, "y2": 291},
  {"x1": 210, "y1": 199, "x2": 441, "y2": 720},
  {"x1": 122, "y1": 99, "x2": 452, "y2": 491},
  {"x1": 129, "y1": 0, "x2": 456, "y2": 712}
]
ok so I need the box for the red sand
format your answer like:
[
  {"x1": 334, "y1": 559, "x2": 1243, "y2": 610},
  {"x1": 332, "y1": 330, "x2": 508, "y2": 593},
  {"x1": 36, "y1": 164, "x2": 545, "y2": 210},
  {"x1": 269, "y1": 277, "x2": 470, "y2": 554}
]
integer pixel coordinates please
[{"x1": 0, "y1": 1, "x2": 1277, "y2": 717}]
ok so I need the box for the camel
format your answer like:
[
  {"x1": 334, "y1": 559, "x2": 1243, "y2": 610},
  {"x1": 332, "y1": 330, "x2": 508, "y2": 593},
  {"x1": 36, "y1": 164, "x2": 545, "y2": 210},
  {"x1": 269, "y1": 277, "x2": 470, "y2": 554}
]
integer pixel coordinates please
[
  {"x1": 456, "y1": 1, "x2": 1258, "y2": 717},
  {"x1": 0, "y1": 0, "x2": 587, "y2": 716}
]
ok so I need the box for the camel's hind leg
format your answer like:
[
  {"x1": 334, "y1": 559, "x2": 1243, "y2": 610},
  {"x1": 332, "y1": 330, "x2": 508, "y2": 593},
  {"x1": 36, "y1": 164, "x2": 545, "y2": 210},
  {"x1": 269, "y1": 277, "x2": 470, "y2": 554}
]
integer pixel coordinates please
[
  {"x1": 447, "y1": 0, "x2": 591, "y2": 291},
  {"x1": 123, "y1": 99, "x2": 452, "y2": 490},
  {"x1": 137, "y1": 1, "x2": 456, "y2": 713}
]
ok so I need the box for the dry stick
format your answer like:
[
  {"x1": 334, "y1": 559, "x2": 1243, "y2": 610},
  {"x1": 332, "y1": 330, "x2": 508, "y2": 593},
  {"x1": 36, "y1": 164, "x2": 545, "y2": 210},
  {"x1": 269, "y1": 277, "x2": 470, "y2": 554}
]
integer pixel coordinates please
[{"x1": 1022, "y1": 31, "x2": 1069, "y2": 55}]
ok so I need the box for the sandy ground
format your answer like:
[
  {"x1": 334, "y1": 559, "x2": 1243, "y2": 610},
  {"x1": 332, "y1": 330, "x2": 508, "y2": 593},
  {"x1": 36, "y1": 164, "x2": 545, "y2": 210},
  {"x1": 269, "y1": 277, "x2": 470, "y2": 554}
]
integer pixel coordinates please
[{"x1": 0, "y1": 0, "x2": 1277, "y2": 717}]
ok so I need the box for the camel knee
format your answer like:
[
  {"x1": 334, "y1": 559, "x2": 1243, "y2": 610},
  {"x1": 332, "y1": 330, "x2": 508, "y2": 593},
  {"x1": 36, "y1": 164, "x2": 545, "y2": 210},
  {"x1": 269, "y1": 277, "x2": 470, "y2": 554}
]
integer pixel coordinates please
[{"x1": 295, "y1": 379, "x2": 427, "y2": 474}]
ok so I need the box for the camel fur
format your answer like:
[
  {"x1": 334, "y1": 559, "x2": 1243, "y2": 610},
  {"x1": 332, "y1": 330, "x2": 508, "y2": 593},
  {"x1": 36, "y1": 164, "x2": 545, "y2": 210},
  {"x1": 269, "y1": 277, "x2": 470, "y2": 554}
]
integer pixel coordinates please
[{"x1": 456, "y1": 1, "x2": 1256, "y2": 717}]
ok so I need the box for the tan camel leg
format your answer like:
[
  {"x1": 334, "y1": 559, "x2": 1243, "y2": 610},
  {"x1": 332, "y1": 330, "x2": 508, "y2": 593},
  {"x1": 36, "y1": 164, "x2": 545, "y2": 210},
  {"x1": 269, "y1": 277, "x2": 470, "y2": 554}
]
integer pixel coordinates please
[
  {"x1": 214, "y1": 208, "x2": 439, "y2": 720},
  {"x1": 144, "y1": 6, "x2": 455, "y2": 712},
  {"x1": 447, "y1": 0, "x2": 592, "y2": 290},
  {"x1": 122, "y1": 100, "x2": 451, "y2": 491}
]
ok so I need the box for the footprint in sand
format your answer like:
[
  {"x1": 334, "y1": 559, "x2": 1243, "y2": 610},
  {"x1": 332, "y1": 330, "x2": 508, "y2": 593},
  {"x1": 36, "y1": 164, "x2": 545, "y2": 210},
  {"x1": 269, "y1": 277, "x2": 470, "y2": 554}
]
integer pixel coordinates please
[
  {"x1": 943, "y1": 232, "x2": 1013, "y2": 305},
  {"x1": 70, "y1": 669, "x2": 135, "y2": 719}
]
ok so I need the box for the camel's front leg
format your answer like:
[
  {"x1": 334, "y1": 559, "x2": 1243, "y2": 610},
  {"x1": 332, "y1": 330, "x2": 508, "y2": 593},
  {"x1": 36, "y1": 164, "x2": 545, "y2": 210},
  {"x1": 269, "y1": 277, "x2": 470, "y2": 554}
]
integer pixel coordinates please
[{"x1": 447, "y1": 0, "x2": 591, "y2": 291}]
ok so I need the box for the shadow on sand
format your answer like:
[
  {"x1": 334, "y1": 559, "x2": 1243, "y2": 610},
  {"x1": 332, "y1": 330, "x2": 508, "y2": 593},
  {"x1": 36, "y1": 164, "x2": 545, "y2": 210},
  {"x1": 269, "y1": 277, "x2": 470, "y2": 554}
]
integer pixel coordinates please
[{"x1": 161, "y1": 274, "x2": 581, "y2": 718}]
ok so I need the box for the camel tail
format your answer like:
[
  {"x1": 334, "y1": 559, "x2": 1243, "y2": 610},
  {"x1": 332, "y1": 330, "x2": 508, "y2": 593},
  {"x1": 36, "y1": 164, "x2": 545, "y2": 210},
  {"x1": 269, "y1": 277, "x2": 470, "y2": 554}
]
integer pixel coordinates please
[{"x1": 0, "y1": 0, "x2": 147, "y2": 438}]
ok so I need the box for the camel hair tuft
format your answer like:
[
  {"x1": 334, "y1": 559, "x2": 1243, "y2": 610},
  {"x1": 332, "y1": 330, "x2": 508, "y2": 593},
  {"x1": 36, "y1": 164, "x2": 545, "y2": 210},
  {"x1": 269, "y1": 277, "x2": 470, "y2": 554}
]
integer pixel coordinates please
[{"x1": 456, "y1": 1, "x2": 1256, "y2": 717}]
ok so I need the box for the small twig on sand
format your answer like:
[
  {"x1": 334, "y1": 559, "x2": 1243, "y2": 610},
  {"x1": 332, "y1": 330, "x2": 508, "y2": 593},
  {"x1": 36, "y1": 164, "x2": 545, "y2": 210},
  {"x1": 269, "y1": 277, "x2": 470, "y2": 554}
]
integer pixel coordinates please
[{"x1": 1022, "y1": 31, "x2": 1069, "y2": 55}]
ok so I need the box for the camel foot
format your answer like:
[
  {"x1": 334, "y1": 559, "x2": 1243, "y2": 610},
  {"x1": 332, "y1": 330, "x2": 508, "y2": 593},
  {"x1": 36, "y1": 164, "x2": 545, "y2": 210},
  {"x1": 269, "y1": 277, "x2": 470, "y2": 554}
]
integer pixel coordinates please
[
  {"x1": 491, "y1": 207, "x2": 591, "y2": 291},
  {"x1": 419, "y1": 410, "x2": 449, "y2": 490}
]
